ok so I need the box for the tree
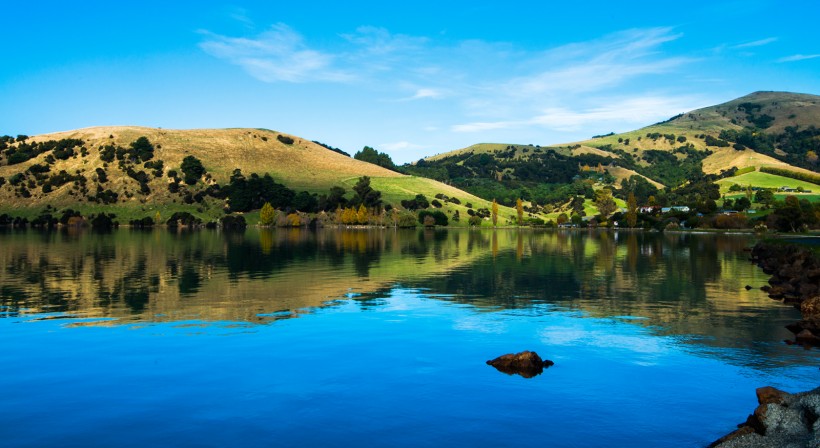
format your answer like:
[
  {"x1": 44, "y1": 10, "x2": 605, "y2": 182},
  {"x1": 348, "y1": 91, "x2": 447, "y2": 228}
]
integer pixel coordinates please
[
  {"x1": 341, "y1": 207, "x2": 357, "y2": 224},
  {"x1": 734, "y1": 197, "x2": 751, "y2": 212},
  {"x1": 351, "y1": 176, "x2": 382, "y2": 208},
  {"x1": 754, "y1": 189, "x2": 775, "y2": 208},
  {"x1": 259, "y1": 202, "x2": 276, "y2": 226},
  {"x1": 357, "y1": 204, "x2": 369, "y2": 224},
  {"x1": 293, "y1": 191, "x2": 318, "y2": 212},
  {"x1": 570, "y1": 196, "x2": 586, "y2": 216},
  {"x1": 557, "y1": 213, "x2": 569, "y2": 226},
  {"x1": 594, "y1": 188, "x2": 617, "y2": 220},
  {"x1": 418, "y1": 210, "x2": 448, "y2": 226},
  {"x1": 626, "y1": 192, "x2": 638, "y2": 228},
  {"x1": 354, "y1": 146, "x2": 397, "y2": 170},
  {"x1": 401, "y1": 194, "x2": 429, "y2": 210},
  {"x1": 180, "y1": 155, "x2": 206, "y2": 185},
  {"x1": 129, "y1": 136, "x2": 154, "y2": 162},
  {"x1": 491, "y1": 199, "x2": 499, "y2": 226},
  {"x1": 319, "y1": 186, "x2": 347, "y2": 211},
  {"x1": 807, "y1": 150, "x2": 818, "y2": 165},
  {"x1": 516, "y1": 198, "x2": 524, "y2": 226},
  {"x1": 770, "y1": 196, "x2": 804, "y2": 232}
]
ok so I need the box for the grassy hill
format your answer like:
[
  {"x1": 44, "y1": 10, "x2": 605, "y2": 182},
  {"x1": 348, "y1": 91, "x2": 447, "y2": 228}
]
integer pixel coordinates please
[
  {"x1": 580, "y1": 91, "x2": 820, "y2": 178},
  {"x1": 410, "y1": 92, "x2": 819, "y2": 214},
  {"x1": 0, "y1": 126, "x2": 514, "y2": 224}
]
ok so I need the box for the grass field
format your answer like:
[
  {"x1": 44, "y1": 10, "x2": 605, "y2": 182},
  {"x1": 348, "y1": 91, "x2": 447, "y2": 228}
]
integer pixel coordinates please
[{"x1": 717, "y1": 171, "x2": 820, "y2": 193}]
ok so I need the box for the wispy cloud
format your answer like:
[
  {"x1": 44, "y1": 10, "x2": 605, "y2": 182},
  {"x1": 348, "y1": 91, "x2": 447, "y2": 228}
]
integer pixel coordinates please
[
  {"x1": 733, "y1": 37, "x2": 777, "y2": 48},
  {"x1": 450, "y1": 28, "x2": 700, "y2": 134},
  {"x1": 199, "y1": 24, "x2": 352, "y2": 83},
  {"x1": 199, "y1": 24, "x2": 428, "y2": 83},
  {"x1": 201, "y1": 23, "x2": 703, "y2": 147},
  {"x1": 379, "y1": 141, "x2": 429, "y2": 153},
  {"x1": 777, "y1": 54, "x2": 820, "y2": 63},
  {"x1": 452, "y1": 95, "x2": 703, "y2": 133}
]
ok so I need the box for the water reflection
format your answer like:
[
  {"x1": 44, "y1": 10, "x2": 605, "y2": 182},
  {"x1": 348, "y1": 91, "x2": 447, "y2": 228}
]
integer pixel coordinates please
[{"x1": 0, "y1": 228, "x2": 801, "y2": 357}]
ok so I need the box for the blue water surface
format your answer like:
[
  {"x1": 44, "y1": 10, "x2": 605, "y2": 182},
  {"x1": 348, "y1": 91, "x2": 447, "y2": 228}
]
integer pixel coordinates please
[{"x1": 0, "y1": 229, "x2": 818, "y2": 447}]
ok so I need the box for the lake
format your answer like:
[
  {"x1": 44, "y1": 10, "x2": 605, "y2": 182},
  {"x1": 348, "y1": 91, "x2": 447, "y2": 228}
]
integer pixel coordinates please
[{"x1": 0, "y1": 228, "x2": 817, "y2": 447}]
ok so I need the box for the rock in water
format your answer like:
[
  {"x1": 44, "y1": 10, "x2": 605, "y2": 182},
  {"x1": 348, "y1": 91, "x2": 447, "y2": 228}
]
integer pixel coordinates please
[
  {"x1": 709, "y1": 386, "x2": 820, "y2": 447},
  {"x1": 486, "y1": 351, "x2": 554, "y2": 378}
]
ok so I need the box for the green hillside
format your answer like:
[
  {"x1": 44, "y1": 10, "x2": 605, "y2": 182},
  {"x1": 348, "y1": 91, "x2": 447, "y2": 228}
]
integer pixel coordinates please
[
  {"x1": 0, "y1": 126, "x2": 515, "y2": 225},
  {"x1": 406, "y1": 92, "x2": 819, "y2": 216}
]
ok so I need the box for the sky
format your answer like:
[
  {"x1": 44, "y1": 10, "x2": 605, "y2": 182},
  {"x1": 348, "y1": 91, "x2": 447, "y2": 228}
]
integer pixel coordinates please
[{"x1": 1, "y1": 1, "x2": 819, "y2": 163}]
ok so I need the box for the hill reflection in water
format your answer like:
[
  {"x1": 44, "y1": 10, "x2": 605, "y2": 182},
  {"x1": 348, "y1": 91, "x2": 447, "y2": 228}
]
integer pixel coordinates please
[{"x1": 0, "y1": 228, "x2": 801, "y2": 357}]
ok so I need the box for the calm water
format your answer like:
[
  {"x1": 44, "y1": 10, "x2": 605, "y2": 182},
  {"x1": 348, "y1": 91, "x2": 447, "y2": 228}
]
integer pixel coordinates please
[{"x1": 0, "y1": 228, "x2": 817, "y2": 447}]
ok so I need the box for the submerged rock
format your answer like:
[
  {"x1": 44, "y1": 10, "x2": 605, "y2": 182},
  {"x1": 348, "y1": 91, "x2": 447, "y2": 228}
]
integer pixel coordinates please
[
  {"x1": 709, "y1": 386, "x2": 820, "y2": 448},
  {"x1": 486, "y1": 351, "x2": 554, "y2": 378}
]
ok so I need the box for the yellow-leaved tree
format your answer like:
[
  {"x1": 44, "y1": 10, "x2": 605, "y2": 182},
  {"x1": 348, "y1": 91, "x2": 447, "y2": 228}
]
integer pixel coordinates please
[
  {"x1": 626, "y1": 192, "x2": 638, "y2": 228},
  {"x1": 357, "y1": 205, "x2": 369, "y2": 225},
  {"x1": 516, "y1": 198, "x2": 524, "y2": 226},
  {"x1": 492, "y1": 199, "x2": 499, "y2": 226},
  {"x1": 259, "y1": 202, "x2": 276, "y2": 226}
]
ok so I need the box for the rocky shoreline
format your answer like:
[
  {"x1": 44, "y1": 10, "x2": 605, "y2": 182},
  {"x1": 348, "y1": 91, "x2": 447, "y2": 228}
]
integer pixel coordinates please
[
  {"x1": 709, "y1": 387, "x2": 820, "y2": 447},
  {"x1": 709, "y1": 240, "x2": 820, "y2": 447},
  {"x1": 750, "y1": 241, "x2": 820, "y2": 346}
]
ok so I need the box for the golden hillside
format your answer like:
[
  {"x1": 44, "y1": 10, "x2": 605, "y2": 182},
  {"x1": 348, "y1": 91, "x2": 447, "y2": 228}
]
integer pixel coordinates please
[{"x1": 0, "y1": 126, "x2": 512, "y2": 223}]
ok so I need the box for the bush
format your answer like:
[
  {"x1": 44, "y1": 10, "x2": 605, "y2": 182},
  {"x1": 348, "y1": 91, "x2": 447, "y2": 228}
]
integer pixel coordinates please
[
  {"x1": 714, "y1": 213, "x2": 748, "y2": 229},
  {"x1": 277, "y1": 135, "x2": 295, "y2": 145},
  {"x1": 468, "y1": 215, "x2": 483, "y2": 226},
  {"x1": 90, "y1": 213, "x2": 118, "y2": 229},
  {"x1": 418, "y1": 210, "x2": 448, "y2": 226},
  {"x1": 167, "y1": 212, "x2": 201, "y2": 227},
  {"x1": 760, "y1": 166, "x2": 820, "y2": 185},
  {"x1": 180, "y1": 156, "x2": 206, "y2": 185},
  {"x1": 401, "y1": 194, "x2": 429, "y2": 210},
  {"x1": 129, "y1": 217, "x2": 155, "y2": 228},
  {"x1": 396, "y1": 211, "x2": 418, "y2": 227},
  {"x1": 221, "y1": 215, "x2": 247, "y2": 229},
  {"x1": 734, "y1": 166, "x2": 755, "y2": 176}
]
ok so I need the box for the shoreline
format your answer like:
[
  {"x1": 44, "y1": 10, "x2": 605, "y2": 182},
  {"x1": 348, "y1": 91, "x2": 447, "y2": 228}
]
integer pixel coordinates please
[{"x1": 709, "y1": 240, "x2": 820, "y2": 446}]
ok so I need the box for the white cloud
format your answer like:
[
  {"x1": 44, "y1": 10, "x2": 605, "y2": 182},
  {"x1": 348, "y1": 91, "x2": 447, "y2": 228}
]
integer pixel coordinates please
[
  {"x1": 341, "y1": 26, "x2": 427, "y2": 56},
  {"x1": 379, "y1": 141, "x2": 428, "y2": 152},
  {"x1": 200, "y1": 23, "x2": 705, "y2": 153},
  {"x1": 733, "y1": 37, "x2": 777, "y2": 48},
  {"x1": 498, "y1": 28, "x2": 691, "y2": 99},
  {"x1": 411, "y1": 88, "x2": 445, "y2": 100},
  {"x1": 199, "y1": 24, "x2": 353, "y2": 83},
  {"x1": 453, "y1": 95, "x2": 704, "y2": 133},
  {"x1": 777, "y1": 54, "x2": 820, "y2": 63},
  {"x1": 451, "y1": 121, "x2": 517, "y2": 133}
]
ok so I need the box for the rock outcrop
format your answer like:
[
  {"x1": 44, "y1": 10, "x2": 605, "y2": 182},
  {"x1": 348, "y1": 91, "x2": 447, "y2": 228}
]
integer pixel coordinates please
[
  {"x1": 486, "y1": 351, "x2": 554, "y2": 378},
  {"x1": 709, "y1": 386, "x2": 820, "y2": 447},
  {"x1": 750, "y1": 242, "x2": 820, "y2": 346}
]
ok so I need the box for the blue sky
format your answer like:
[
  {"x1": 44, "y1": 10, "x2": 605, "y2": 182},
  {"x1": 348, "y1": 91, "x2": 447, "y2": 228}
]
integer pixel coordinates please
[{"x1": 2, "y1": 1, "x2": 819, "y2": 163}]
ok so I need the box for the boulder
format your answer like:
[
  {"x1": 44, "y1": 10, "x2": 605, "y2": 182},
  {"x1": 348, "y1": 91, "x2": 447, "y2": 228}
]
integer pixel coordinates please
[
  {"x1": 710, "y1": 386, "x2": 820, "y2": 447},
  {"x1": 756, "y1": 386, "x2": 788, "y2": 406},
  {"x1": 795, "y1": 329, "x2": 820, "y2": 345},
  {"x1": 800, "y1": 296, "x2": 820, "y2": 318},
  {"x1": 486, "y1": 351, "x2": 554, "y2": 378}
]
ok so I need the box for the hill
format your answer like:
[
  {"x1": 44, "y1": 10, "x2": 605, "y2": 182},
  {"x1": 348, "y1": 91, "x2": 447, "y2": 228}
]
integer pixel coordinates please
[
  {"x1": 0, "y1": 126, "x2": 512, "y2": 224},
  {"x1": 406, "y1": 91, "x2": 820, "y2": 214},
  {"x1": 581, "y1": 91, "x2": 820, "y2": 176}
]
